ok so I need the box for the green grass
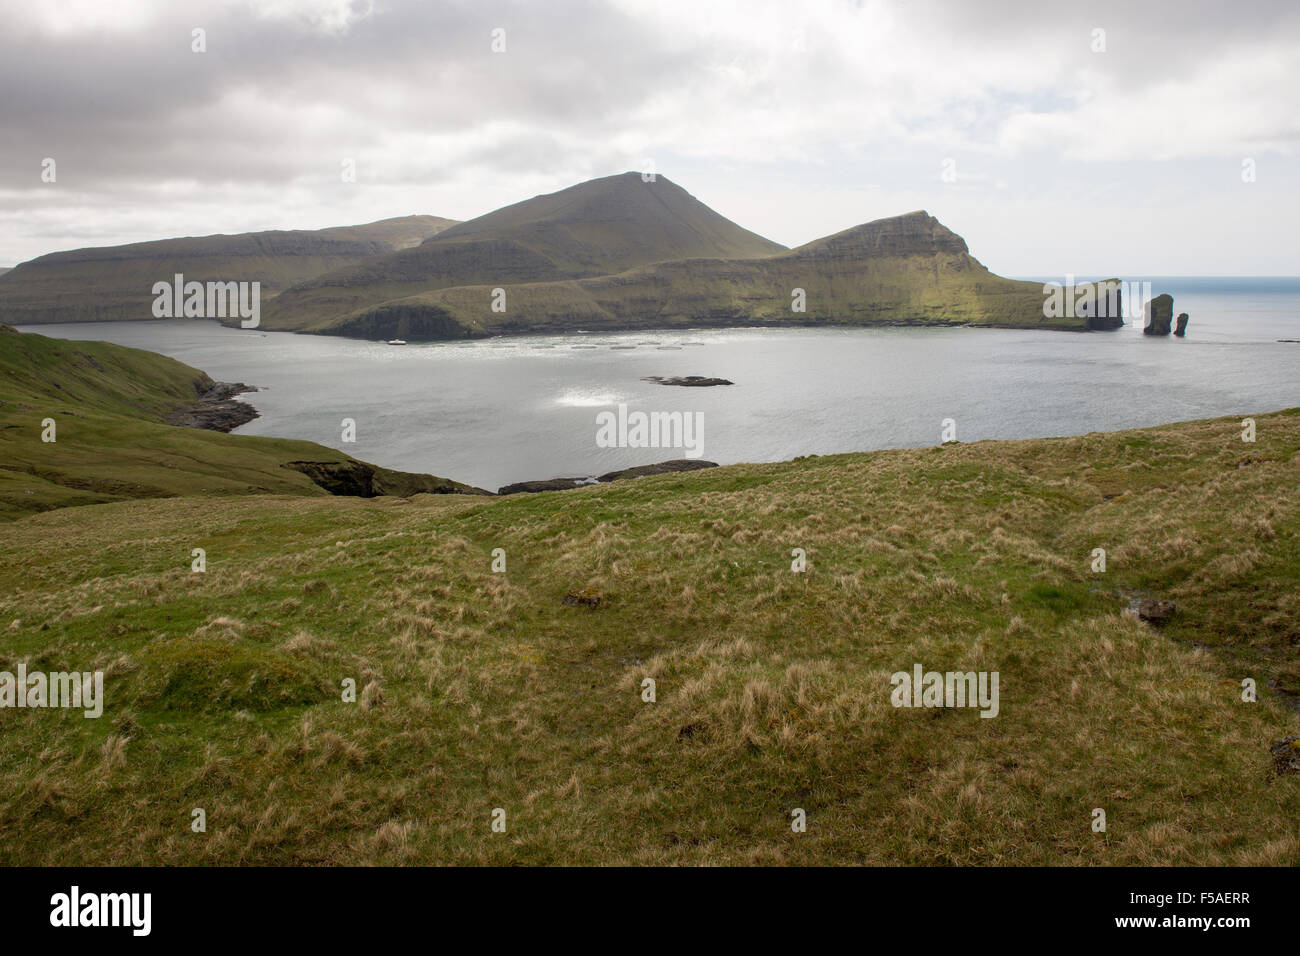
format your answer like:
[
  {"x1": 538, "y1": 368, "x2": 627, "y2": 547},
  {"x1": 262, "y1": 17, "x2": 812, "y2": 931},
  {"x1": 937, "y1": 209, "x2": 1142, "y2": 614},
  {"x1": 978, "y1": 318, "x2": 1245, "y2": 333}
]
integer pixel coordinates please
[
  {"x1": 0, "y1": 326, "x2": 479, "y2": 520},
  {"x1": 281, "y1": 215, "x2": 1106, "y2": 340},
  {"x1": 260, "y1": 173, "x2": 787, "y2": 335},
  {"x1": 0, "y1": 216, "x2": 456, "y2": 324},
  {"x1": 1, "y1": 408, "x2": 1296, "y2": 865}
]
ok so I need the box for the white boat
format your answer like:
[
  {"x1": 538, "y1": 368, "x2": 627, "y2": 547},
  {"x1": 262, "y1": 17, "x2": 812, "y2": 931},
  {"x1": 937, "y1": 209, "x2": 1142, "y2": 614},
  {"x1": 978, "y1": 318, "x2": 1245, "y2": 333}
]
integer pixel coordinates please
[{"x1": 386, "y1": 339, "x2": 407, "y2": 345}]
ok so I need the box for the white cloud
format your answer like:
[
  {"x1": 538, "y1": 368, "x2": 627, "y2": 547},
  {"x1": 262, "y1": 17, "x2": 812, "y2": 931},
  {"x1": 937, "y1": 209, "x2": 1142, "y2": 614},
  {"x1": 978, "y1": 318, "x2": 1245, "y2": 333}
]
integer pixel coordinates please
[{"x1": 0, "y1": 0, "x2": 1297, "y2": 272}]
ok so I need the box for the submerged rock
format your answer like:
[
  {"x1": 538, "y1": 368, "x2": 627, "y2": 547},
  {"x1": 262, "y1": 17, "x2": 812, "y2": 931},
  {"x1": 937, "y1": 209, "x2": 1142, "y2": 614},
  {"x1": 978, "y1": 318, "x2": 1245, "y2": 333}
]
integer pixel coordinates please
[{"x1": 1143, "y1": 294, "x2": 1175, "y2": 336}]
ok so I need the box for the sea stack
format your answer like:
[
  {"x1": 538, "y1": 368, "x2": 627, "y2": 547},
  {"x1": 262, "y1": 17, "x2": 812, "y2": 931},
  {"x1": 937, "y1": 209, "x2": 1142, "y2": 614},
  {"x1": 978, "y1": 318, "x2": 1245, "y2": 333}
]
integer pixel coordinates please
[
  {"x1": 1174, "y1": 312, "x2": 1189, "y2": 336},
  {"x1": 1143, "y1": 293, "x2": 1175, "y2": 336}
]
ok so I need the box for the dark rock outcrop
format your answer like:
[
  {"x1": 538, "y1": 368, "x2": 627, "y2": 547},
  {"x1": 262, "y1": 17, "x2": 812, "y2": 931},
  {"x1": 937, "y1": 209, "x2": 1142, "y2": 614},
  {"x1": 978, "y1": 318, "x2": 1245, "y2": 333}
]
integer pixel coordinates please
[
  {"x1": 597, "y1": 459, "x2": 718, "y2": 482},
  {"x1": 1084, "y1": 278, "x2": 1125, "y2": 330},
  {"x1": 1271, "y1": 736, "x2": 1300, "y2": 775},
  {"x1": 1143, "y1": 294, "x2": 1175, "y2": 336},
  {"x1": 498, "y1": 477, "x2": 592, "y2": 495},
  {"x1": 284, "y1": 460, "x2": 490, "y2": 497},
  {"x1": 1174, "y1": 312, "x2": 1189, "y2": 337},
  {"x1": 1137, "y1": 598, "x2": 1177, "y2": 625},
  {"x1": 642, "y1": 375, "x2": 733, "y2": 387},
  {"x1": 498, "y1": 458, "x2": 718, "y2": 495},
  {"x1": 165, "y1": 380, "x2": 259, "y2": 432},
  {"x1": 562, "y1": 587, "x2": 602, "y2": 608}
]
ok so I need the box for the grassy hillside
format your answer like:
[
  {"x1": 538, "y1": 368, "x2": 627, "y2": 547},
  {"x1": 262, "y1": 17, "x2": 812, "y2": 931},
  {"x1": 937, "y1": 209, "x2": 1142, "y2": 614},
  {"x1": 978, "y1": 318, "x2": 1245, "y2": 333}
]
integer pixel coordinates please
[
  {"x1": 1, "y1": 408, "x2": 1295, "y2": 865},
  {"x1": 0, "y1": 216, "x2": 458, "y2": 325},
  {"x1": 2, "y1": 175, "x2": 1117, "y2": 341},
  {"x1": 0, "y1": 326, "x2": 482, "y2": 519},
  {"x1": 260, "y1": 173, "x2": 787, "y2": 332},
  {"x1": 314, "y1": 212, "x2": 1116, "y2": 340}
]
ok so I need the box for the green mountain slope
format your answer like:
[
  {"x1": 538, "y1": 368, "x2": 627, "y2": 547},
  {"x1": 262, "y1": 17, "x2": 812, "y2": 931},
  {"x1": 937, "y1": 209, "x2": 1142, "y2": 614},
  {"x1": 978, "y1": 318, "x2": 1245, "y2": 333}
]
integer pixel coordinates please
[
  {"x1": 309, "y1": 211, "x2": 1115, "y2": 340},
  {"x1": 0, "y1": 325, "x2": 483, "y2": 519},
  {"x1": 0, "y1": 408, "x2": 1295, "y2": 864},
  {"x1": 259, "y1": 173, "x2": 787, "y2": 332},
  {"x1": 0, "y1": 215, "x2": 458, "y2": 325}
]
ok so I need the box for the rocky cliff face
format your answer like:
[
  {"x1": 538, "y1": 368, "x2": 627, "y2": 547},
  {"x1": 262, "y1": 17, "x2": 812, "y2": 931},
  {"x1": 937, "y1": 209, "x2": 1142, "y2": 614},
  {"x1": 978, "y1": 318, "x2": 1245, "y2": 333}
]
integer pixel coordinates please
[
  {"x1": 283, "y1": 460, "x2": 489, "y2": 497},
  {"x1": 1144, "y1": 293, "x2": 1175, "y2": 335},
  {"x1": 792, "y1": 211, "x2": 970, "y2": 261},
  {"x1": 327, "y1": 209, "x2": 1086, "y2": 339}
]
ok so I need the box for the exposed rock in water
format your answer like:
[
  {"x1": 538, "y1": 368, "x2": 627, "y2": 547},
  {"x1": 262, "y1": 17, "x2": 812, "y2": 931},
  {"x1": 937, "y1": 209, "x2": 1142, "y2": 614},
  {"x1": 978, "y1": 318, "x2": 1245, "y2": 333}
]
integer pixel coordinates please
[
  {"x1": 642, "y1": 375, "x2": 733, "y2": 387},
  {"x1": 597, "y1": 459, "x2": 718, "y2": 482},
  {"x1": 498, "y1": 458, "x2": 718, "y2": 495},
  {"x1": 166, "y1": 380, "x2": 260, "y2": 432},
  {"x1": 1136, "y1": 598, "x2": 1177, "y2": 625},
  {"x1": 284, "y1": 460, "x2": 490, "y2": 497},
  {"x1": 498, "y1": 477, "x2": 593, "y2": 495},
  {"x1": 1143, "y1": 293, "x2": 1175, "y2": 336},
  {"x1": 1174, "y1": 312, "x2": 1189, "y2": 337}
]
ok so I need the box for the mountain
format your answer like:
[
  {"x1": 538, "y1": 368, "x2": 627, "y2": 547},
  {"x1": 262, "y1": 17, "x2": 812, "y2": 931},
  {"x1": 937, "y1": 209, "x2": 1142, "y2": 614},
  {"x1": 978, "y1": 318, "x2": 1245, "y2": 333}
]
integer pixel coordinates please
[
  {"x1": 259, "y1": 173, "x2": 787, "y2": 332},
  {"x1": 1, "y1": 175, "x2": 1122, "y2": 337},
  {"x1": 0, "y1": 215, "x2": 458, "y2": 325},
  {"x1": 285, "y1": 210, "x2": 1115, "y2": 340},
  {"x1": 0, "y1": 324, "x2": 483, "y2": 519}
]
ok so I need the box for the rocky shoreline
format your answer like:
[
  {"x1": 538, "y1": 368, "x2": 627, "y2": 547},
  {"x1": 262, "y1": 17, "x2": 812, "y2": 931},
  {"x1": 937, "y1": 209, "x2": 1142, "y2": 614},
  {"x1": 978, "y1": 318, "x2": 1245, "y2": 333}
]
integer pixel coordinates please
[
  {"x1": 498, "y1": 458, "x2": 717, "y2": 495},
  {"x1": 642, "y1": 375, "x2": 733, "y2": 387},
  {"x1": 166, "y1": 380, "x2": 260, "y2": 432}
]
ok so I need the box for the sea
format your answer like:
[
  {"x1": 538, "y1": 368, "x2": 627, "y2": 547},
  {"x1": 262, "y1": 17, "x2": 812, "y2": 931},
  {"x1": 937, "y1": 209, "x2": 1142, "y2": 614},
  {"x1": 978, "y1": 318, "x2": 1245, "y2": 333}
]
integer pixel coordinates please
[{"x1": 19, "y1": 277, "x2": 1300, "y2": 492}]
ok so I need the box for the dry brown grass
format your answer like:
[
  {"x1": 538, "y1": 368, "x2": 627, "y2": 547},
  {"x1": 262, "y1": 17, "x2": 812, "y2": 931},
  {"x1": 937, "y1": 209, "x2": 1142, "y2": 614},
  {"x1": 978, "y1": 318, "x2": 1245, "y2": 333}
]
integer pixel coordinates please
[{"x1": 0, "y1": 411, "x2": 1296, "y2": 865}]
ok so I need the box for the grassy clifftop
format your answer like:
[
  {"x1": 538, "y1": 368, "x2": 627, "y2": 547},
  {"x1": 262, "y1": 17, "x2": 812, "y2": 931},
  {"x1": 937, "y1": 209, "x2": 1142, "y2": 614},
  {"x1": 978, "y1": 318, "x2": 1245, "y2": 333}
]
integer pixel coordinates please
[
  {"x1": 0, "y1": 326, "x2": 482, "y2": 519},
  {"x1": 1, "y1": 407, "x2": 1295, "y2": 864},
  {"x1": 0, "y1": 216, "x2": 458, "y2": 325}
]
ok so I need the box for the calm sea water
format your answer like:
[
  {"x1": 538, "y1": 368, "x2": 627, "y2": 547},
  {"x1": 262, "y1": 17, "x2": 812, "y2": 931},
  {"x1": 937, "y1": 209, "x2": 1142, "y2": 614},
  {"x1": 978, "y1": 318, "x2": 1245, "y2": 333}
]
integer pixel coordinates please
[{"x1": 20, "y1": 277, "x2": 1299, "y2": 491}]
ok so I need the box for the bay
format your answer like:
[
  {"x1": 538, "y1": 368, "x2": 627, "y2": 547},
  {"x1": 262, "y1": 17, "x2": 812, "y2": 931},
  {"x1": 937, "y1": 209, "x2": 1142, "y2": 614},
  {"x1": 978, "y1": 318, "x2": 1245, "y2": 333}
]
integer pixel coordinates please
[{"x1": 20, "y1": 277, "x2": 1299, "y2": 492}]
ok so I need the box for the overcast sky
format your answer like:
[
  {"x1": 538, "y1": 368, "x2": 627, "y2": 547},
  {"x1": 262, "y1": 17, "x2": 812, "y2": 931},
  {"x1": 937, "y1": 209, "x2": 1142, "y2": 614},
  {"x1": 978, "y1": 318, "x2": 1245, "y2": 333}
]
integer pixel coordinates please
[{"x1": 1, "y1": 0, "x2": 1297, "y2": 275}]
